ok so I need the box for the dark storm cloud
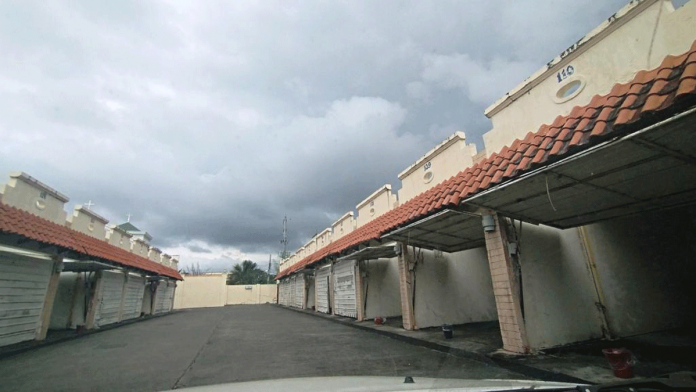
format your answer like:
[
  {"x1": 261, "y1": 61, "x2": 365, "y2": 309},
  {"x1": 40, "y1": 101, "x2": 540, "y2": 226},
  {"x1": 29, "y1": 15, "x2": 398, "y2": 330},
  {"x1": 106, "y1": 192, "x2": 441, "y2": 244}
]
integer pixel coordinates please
[{"x1": 0, "y1": 0, "x2": 626, "y2": 269}]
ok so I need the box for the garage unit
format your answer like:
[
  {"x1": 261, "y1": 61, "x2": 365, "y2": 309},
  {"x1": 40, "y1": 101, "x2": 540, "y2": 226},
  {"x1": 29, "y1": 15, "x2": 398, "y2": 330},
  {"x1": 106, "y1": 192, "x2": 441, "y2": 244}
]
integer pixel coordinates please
[
  {"x1": 314, "y1": 265, "x2": 331, "y2": 314},
  {"x1": 291, "y1": 273, "x2": 305, "y2": 309},
  {"x1": 332, "y1": 260, "x2": 357, "y2": 318},
  {"x1": 0, "y1": 247, "x2": 54, "y2": 347},
  {"x1": 121, "y1": 274, "x2": 146, "y2": 321},
  {"x1": 94, "y1": 271, "x2": 125, "y2": 327},
  {"x1": 154, "y1": 280, "x2": 175, "y2": 314}
]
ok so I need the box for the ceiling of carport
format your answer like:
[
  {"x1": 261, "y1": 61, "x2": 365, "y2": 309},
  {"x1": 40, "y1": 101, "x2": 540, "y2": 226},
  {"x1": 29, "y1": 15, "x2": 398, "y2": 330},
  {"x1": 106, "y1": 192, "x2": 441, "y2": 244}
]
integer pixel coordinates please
[
  {"x1": 336, "y1": 243, "x2": 398, "y2": 261},
  {"x1": 381, "y1": 209, "x2": 485, "y2": 252},
  {"x1": 466, "y1": 108, "x2": 696, "y2": 229}
]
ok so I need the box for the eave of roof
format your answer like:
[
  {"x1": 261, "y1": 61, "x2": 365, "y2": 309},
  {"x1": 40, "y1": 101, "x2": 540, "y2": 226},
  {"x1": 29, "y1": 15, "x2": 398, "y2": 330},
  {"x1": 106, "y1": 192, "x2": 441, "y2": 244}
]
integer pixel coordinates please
[
  {"x1": 278, "y1": 40, "x2": 696, "y2": 280},
  {"x1": 0, "y1": 202, "x2": 182, "y2": 280}
]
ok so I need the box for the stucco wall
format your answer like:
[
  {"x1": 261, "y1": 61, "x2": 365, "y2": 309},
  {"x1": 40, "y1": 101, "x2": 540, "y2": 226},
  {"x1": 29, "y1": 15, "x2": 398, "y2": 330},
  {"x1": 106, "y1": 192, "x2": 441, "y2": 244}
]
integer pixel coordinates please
[
  {"x1": 413, "y1": 247, "x2": 498, "y2": 329},
  {"x1": 174, "y1": 275, "x2": 277, "y2": 308},
  {"x1": 516, "y1": 224, "x2": 604, "y2": 349},
  {"x1": 398, "y1": 132, "x2": 475, "y2": 203},
  {"x1": 173, "y1": 275, "x2": 227, "y2": 309},
  {"x1": 356, "y1": 186, "x2": 396, "y2": 227},
  {"x1": 483, "y1": 0, "x2": 696, "y2": 156},
  {"x1": 363, "y1": 258, "x2": 402, "y2": 320},
  {"x1": 585, "y1": 205, "x2": 696, "y2": 337},
  {"x1": 67, "y1": 207, "x2": 108, "y2": 240},
  {"x1": 331, "y1": 212, "x2": 356, "y2": 241},
  {"x1": 0, "y1": 173, "x2": 68, "y2": 224},
  {"x1": 226, "y1": 284, "x2": 277, "y2": 305}
]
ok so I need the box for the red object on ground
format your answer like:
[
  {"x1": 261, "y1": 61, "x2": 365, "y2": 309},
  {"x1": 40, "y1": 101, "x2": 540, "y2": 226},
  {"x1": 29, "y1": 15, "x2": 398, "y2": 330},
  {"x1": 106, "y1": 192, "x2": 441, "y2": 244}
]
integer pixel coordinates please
[
  {"x1": 602, "y1": 348, "x2": 634, "y2": 379},
  {"x1": 374, "y1": 317, "x2": 384, "y2": 325}
]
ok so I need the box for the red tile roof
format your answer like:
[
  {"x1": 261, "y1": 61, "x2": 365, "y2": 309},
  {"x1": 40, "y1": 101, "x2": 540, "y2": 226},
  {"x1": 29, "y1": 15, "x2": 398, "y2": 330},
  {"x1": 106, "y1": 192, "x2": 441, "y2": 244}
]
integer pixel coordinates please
[
  {"x1": 277, "y1": 40, "x2": 696, "y2": 279},
  {"x1": 0, "y1": 202, "x2": 183, "y2": 280}
]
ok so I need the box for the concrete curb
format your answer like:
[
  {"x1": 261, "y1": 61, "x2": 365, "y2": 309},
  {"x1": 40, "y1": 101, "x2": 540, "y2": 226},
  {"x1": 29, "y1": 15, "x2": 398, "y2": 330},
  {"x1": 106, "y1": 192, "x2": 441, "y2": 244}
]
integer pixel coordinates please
[
  {"x1": 274, "y1": 304, "x2": 593, "y2": 385},
  {"x1": 0, "y1": 310, "x2": 179, "y2": 361}
]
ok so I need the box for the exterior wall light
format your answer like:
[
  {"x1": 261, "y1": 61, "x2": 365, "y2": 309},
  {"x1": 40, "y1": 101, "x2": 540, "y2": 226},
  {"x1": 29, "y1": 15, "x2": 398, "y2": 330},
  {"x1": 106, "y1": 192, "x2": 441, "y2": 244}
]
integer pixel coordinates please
[{"x1": 482, "y1": 214, "x2": 496, "y2": 233}]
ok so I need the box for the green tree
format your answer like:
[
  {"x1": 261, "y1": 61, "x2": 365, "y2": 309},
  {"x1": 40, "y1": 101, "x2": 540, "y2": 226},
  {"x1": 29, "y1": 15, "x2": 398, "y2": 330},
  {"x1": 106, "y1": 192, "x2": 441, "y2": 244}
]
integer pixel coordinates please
[{"x1": 227, "y1": 260, "x2": 273, "y2": 285}]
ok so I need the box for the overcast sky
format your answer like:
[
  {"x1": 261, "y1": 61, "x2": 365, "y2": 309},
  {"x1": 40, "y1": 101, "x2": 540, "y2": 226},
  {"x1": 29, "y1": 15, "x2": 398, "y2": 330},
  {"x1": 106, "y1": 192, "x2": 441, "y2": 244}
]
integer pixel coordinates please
[{"x1": 0, "y1": 0, "x2": 629, "y2": 272}]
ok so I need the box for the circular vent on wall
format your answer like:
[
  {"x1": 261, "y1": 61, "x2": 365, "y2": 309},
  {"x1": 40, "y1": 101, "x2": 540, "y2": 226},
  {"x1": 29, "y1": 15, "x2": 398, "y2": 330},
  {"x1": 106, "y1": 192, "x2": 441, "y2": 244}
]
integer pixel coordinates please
[
  {"x1": 423, "y1": 171, "x2": 434, "y2": 183},
  {"x1": 555, "y1": 77, "x2": 585, "y2": 103},
  {"x1": 369, "y1": 208, "x2": 375, "y2": 216},
  {"x1": 35, "y1": 199, "x2": 46, "y2": 210}
]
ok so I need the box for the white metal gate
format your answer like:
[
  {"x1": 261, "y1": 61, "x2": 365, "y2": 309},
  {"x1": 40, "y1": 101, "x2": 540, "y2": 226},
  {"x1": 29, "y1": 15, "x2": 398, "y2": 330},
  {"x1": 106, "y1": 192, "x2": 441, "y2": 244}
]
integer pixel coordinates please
[
  {"x1": 292, "y1": 273, "x2": 305, "y2": 308},
  {"x1": 315, "y1": 265, "x2": 331, "y2": 314},
  {"x1": 121, "y1": 275, "x2": 145, "y2": 320},
  {"x1": 95, "y1": 271, "x2": 125, "y2": 327},
  {"x1": 333, "y1": 260, "x2": 357, "y2": 318},
  {"x1": 0, "y1": 250, "x2": 53, "y2": 347}
]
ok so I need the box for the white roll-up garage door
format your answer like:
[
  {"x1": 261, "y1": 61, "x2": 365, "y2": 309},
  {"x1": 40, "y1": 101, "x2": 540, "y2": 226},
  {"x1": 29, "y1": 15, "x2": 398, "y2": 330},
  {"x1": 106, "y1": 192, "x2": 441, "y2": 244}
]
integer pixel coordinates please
[
  {"x1": 315, "y1": 265, "x2": 331, "y2": 314},
  {"x1": 95, "y1": 271, "x2": 125, "y2": 327},
  {"x1": 333, "y1": 260, "x2": 357, "y2": 318},
  {"x1": 292, "y1": 274, "x2": 304, "y2": 309},
  {"x1": 154, "y1": 280, "x2": 174, "y2": 314},
  {"x1": 0, "y1": 250, "x2": 53, "y2": 347},
  {"x1": 288, "y1": 275, "x2": 296, "y2": 307},
  {"x1": 121, "y1": 275, "x2": 145, "y2": 320},
  {"x1": 280, "y1": 279, "x2": 291, "y2": 306}
]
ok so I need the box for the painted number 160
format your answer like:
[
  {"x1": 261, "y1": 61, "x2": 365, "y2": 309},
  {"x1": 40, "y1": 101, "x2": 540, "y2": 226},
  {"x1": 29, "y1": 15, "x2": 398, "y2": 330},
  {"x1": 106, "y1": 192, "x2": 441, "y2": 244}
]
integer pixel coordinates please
[{"x1": 556, "y1": 65, "x2": 575, "y2": 83}]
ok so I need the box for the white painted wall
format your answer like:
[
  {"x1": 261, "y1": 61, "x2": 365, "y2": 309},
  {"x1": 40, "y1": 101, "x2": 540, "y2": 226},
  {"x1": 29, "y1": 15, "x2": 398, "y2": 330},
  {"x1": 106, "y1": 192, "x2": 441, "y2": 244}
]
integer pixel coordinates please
[
  {"x1": 173, "y1": 275, "x2": 227, "y2": 309},
  {"x1": 0, "y1": 172, "x2": 68, "y2": 224},
  {"x1": 516, "y1": 223, "x2": 604, "y2": 349},
  {"x1": 226, "y1": 284, "x2": 277, "y2": 305},
  {"x1": 585, "y1": 205, "x2": 696, "y2": 337},
  {"x1": 362, "y1": 258, "x2": 402, "y2": 320},
  {"x1": 66, "y1": 206, "x2": 109, "y2": 239},
  {"x1": 483, "y1": 0, "x2": 696, "y2": 156},
  {"x1": 398, "y1": 132, "x2": 476, "y2": 203},
  {"x1": 413, "y1": 247, "x2": 498, "y2": 329},
  {"x1": 331, "y1": 212, "x2": 356, "y2": 241},
  {"x1": 173, "y1": 275, "x2": 278, "y2": 308},
  {"x1": 356, "y1": 185, "x2": 397, "y2": 227},
  {"x1": 106, "y1": 228, "x2": 133, "y2": 251}
]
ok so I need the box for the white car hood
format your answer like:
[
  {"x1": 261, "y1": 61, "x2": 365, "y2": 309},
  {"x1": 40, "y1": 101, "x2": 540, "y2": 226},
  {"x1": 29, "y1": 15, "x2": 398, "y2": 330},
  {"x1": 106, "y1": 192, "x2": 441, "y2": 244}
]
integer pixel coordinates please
[{"x1": 169, "y1": 376, "x2": 580, "y2": 392}]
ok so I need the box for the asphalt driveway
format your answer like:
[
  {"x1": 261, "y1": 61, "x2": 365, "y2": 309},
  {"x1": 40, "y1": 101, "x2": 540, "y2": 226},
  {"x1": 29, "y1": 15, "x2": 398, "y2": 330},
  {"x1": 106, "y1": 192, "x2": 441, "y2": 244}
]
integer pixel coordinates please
[{"x1": 0, "y1": 305, "x2": 526, "y2": 391}]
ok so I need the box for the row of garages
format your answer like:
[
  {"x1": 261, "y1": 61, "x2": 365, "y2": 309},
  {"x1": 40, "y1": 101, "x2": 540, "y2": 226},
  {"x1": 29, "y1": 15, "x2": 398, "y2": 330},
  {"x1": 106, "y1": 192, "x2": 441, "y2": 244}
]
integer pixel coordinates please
[
  {"x1": 277, "y1": 41, "x2": 696, "y2": 354},
  {"x1": 0, "y1": 191, "x2": 181, "y2": 348}
]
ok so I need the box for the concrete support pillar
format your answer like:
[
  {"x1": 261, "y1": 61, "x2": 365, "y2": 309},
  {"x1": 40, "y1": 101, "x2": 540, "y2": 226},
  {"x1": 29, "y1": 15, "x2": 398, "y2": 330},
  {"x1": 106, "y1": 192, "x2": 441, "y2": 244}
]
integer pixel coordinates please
[
  {"x1": 483, "y1": 213, "x2": 529, "y2": 354},
  {"x1": 355, "y1": 261, "x2": 365, "y2": 322},
  {"x1": 397, "y1": 243, "x2": 416, "y2": 330},
  {"x1": 85, "y1": 270, "x2": 104, "y2": 329},
  {"x1": 36, "y1": 256, "x2": 63, "y2": 340}
]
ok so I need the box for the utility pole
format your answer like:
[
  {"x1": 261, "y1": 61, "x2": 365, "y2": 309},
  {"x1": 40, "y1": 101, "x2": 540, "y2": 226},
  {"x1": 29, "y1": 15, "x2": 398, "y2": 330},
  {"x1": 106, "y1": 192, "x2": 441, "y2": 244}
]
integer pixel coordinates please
[
  {"x1": 281, "y1": 216, "x2": 288, "y2": 258},
  {"x1": 267, "y1": 254, "x2": 272, "y2": 284}
]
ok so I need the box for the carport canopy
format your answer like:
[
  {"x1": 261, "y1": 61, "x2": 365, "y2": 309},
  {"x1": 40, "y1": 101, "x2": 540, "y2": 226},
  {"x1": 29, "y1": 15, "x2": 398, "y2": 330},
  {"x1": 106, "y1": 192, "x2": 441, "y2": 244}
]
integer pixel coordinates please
[
  {"x1": 381, "y1": 209, "x2": 485, "y2": 252},
  {"x1": 336, "y1": 243, "x2": 399, "y2": 261},
  {"x1": 467, "y1": 108, "x2": 696, "y2": 229}
]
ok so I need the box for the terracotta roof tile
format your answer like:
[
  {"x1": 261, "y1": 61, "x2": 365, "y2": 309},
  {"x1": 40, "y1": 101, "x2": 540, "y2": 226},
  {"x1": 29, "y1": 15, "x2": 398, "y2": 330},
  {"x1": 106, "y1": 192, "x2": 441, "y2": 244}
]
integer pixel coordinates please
[
  {"x1": 277, "y1": 40, "x2": 696, "y2": 280},
  {"x1": 0, "y1": 203, "x2": 182, "y2": 280}
]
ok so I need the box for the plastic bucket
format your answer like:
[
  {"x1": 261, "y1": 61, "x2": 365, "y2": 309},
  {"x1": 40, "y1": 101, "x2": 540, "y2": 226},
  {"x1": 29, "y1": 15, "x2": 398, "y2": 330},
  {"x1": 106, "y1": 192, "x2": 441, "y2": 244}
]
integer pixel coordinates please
[
  {"x1": 442, "y1": 324, "x2": 453, "y2": 339},
  {"x1": 602, "y1": 348, "x2": 634, "y2": 379}
]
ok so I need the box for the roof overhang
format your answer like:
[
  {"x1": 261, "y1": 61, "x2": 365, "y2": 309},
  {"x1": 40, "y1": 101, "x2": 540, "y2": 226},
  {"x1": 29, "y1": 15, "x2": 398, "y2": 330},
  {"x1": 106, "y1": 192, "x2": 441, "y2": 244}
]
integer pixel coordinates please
[
  {"x1": 63, "y1": 259, "x2": 119, "y2": 272},
  {"x1": 336, "y1": 243, "x2": 398, "y2": 261},
  {"x1": 382, "y1": 209, "x2": 485, "y2": 253},
  {"x1": 467, "y1": 107, "x2": 696, "y2": 228}
]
